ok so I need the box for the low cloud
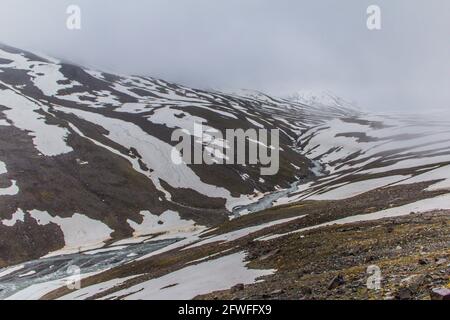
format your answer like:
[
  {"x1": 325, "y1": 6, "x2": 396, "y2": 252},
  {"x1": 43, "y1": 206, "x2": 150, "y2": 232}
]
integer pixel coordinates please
[{"x1": 1, "y1": 0, "x2": 449, "y2": 112}]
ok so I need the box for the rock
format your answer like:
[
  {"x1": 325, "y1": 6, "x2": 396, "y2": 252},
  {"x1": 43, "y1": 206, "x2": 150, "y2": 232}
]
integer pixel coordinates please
[
  {"x1": 396, "y1": 288, "x2": 413, "y2": 300},
  {"x1": 400, "y1": 274, "x2": 425, "y2": 293},
  {"x1": 258, "y1": 249, "x2": 280, "y2": 261},
  {"x1": 430, "y1": 288, "x2": 450, "y2": 300},
  {"x1": 336, "y1": 288, "x2": 345, "y2": 295},
  {"x1": 270, "y1": 289, "x2": 284, "y2": 296},
  {"x1": 418, "y1": 258, "x2": 429, "y2": 265},
  {"x1": 430, "y1": 274, "x2": 441, "y2": 280},
  {"x1": 435, "y1": 258, "x2": 447, "y2": 265},
  {"x1": 328, "y1": 274, "x2": 345, "y2": 290},
  {"x1": 299, "y1": 286, "x2": 312, "y2": 295},
  {"x1": 296, "y1": 270, "x2": 306, "y2": 278},
  {"x1": 395, "y1": 245, "x2": 402, "y2": 250},
  {"x1": 347, "y1": 250, "x2": 356, "y2": 256},
  {"x1": 230, "y1": 283, "x2": 245, "y2": 293}
]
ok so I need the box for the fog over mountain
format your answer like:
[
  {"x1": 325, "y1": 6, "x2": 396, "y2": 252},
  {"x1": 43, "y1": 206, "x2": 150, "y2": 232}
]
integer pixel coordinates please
[
  {"x1": 1, "y1": 1, "x2": 449, "y2": 111},
  {"x1": 1, "y1": 2, "x2": 450, "y2": 300},
  {"x1": 0, "y1": 44, "x2": 449, "y2": 299}
]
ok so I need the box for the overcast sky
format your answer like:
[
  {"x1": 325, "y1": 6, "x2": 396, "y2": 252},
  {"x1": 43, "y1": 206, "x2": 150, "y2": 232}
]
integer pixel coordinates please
[{"x1": 0, "y1": 0, "x2": 449, "y2": 113}]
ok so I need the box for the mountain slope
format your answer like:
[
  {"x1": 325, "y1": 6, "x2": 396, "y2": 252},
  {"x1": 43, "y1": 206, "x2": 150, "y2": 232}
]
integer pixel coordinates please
[
  {"x1": 0, "y1": 44, "x2": 357, "y2": 264},
  {"x1": 0, "y1": 45, "x2": 449, "y2": 300}
]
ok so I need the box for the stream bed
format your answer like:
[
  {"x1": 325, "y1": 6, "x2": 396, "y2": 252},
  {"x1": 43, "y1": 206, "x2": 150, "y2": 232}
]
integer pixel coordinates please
[{"x1": 0, "y1": 238, "x2": 178, "y2": 299}]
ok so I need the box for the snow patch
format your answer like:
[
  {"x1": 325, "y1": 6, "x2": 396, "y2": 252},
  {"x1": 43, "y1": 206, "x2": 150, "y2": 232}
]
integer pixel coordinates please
[
  {"x1": 103, "y1": 252, "x2": 274, "y2": 300},
  {"x1": 0, "y1": 85, "x2": 73, "y2": 156},
  {"x1": 308, "y1": 175, "x2": 409, "y2": 201},
  {"x1": 0, "y1": 180, "x2": 19, "y2": 196},
  {"x1": 187, "y1": 215, "x2": 305, "y2": 249},
  {"x1": 260, "y1": 193, "x2": 450, "y2": 241},
  {"x1": 29, "y1": 210, "x2": 113, "y2": 256},
  {"x1": 128, "y1": 210, "x2": 198, "y2": 238},
  {"x1": 58, "y1": 275, "x2": 141, "y2": 300},
  {"x1": 1, "y1": 209, "x2": 26, "y2": 226}
]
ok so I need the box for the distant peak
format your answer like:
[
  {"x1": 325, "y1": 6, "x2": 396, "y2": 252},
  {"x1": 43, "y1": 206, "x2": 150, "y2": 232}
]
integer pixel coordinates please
[{"x1": 285, "y1": 90, "x2": 359, "y2": 111}]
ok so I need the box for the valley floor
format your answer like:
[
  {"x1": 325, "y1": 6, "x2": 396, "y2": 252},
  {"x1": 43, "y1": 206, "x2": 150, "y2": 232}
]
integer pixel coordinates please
[
  {"x1": 39, "y1": 182, "x2": 449, "y2": 300},
  {"x1": 1, "y1": 44, "x2": 449, "y2": 301},
  {"x1": 199, "y1": 210, "x2": 450, "y2": 300}
]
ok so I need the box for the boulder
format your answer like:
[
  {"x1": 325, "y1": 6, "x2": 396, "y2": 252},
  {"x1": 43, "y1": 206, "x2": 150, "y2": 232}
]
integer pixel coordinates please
[
  {"x1": 430, "y1": 288, "x2": 450, "y2": 300},
  {"x1": 328, "y1": 274, "x2": 345, "y2": 290}
]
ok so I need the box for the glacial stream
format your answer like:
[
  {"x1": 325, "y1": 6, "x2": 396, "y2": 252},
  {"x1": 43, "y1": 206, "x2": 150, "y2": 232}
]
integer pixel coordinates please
[
  {"x1": 0, "y1": 238, "x2": 178, "y2": 299},
  {"x1": 0, "y1": 173, "x2": 320, "y2": 299},
  {"x1": 232, "y1": 181, "x2": 302, "y2": 217}
]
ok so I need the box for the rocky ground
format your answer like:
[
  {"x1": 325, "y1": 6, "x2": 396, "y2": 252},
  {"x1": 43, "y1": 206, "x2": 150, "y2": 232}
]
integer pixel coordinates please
[
  {"x1": 43, "y1": 182, "x2": 450, "y2": 300},
  {"x1": 199, "y1": 210, "x2": 449, "y2": 300},
  {"x1": 1, "y1": 44, "x2": 450, "y2": 301}
]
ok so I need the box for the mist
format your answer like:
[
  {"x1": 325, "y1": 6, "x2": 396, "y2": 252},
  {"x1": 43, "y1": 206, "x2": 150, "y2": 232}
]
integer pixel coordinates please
[{"x1": 1, "y1": 0, "x2": 449, "y2": 113}]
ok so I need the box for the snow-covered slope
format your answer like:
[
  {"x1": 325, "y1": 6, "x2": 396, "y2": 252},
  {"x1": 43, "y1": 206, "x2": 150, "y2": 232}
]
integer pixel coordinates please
[
  {"x1": 0, "y1": 44, "x2": 357, "y2": 264},
  {"x1": 1, "y1": 44, "x2": 450, "y2": 300},
  {"x1": 275, "y1": 114, "x2": 450, "y2": 204}
]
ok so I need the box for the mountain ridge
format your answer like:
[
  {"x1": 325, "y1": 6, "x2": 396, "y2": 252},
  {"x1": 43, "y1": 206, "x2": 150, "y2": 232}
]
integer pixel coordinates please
[{"x1": 0, "y1": 45, "x2": 449, "y2": 300}]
